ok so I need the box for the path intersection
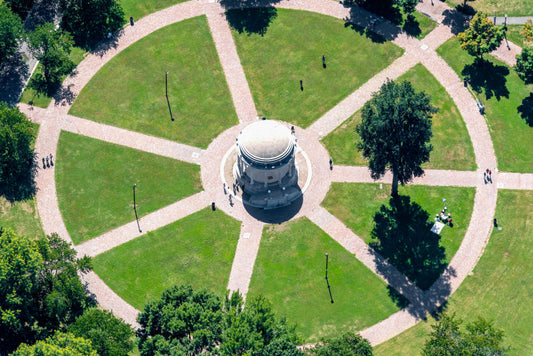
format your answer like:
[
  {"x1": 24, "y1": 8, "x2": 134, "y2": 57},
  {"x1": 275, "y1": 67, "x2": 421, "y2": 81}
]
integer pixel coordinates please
[{"x1": 17, "y1": 0, "x2": 533, "y2": 346}]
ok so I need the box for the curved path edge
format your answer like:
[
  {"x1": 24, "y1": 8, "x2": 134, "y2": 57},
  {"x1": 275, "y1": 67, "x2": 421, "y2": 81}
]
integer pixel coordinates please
[{"x1": 20, "y1": 0, "x2": 532, "y2": 348}]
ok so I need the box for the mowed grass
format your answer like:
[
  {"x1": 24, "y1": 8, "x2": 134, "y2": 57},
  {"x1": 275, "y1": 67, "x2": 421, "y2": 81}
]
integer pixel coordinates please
[
  {"x1": 70, "y1": 16, "x2": 237, "y2": 148},
  {"x1": 506, "y1": 24, "x2": 531, "y2": 48},
  {"x1": 56, "y1": 131, "x2": 201, "y2": 245},
  {"x1": 232, "y1": 9, "x2": 403, "y2": 128},
  {"x1": 323, "y1": 63, "x2": 476, "y2": 170},
  {"x1": 20, "y1": 47, "x2": 87, "y2": 108},
  {"x1": 0, "y1": 197, "x2": 44, "y2": 239},
  {"x1": 119, "y1": 0, "x2": 187, "y2": 21},
  {"x1": 93, "y1": 208, "x2": 240, "y2": 310},
  {"x1": 0, "y1": 123, "x2": 44, "y2": 239},
  {"x1": 437, "y1": 37, "x2": 533, "y2": 172},
  {"x1": 247, "y1": 218, "x2": 400, "y2": 343},
  {"x1": 374, "y1": 190, "x2": 533, "y2": 355},
  {"x1": 322, "y1": 183, "x2": 475, "y2": 263},
  {"x1": 445, "y1": 0, "x2": 532, "y2": 16}
]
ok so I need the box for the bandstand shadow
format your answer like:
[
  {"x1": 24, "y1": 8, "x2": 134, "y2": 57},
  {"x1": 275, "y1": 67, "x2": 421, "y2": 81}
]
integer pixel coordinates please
[{"x1": 243, "y1": 194, "x2": 303, "y2": 224}]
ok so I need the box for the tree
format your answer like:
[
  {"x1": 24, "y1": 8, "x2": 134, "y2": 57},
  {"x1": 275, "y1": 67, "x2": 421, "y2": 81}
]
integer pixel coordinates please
[
  {"x1": 0, "y1": 229, "x2": 93, "y2": 353},
  {"x1": 0, "y1": 102, "x2": 36, "y2": 201},
  {"x1": 3, "y1": 0, "x2": 34, "y2": 19},
  {"x1": 396, "y1": 0, "x2": 418, "y2": 16},
  {"x1": 0, "y1": 228, "x2": 42, "y2": 351},
  {"x1": 308, "y1": 332, "x2": 373, "y2": 356},
  {"x1": 68, "y1": 308, "x2": 134, "y2": 356},
  {"x1": 27, "y1": 23, "x2": 75, "y2": 90},
  {"x1": 457, "y1": 12, "x2": 504, "y2": 61},
  {"x1": 522, "y1": 19, "x2": 533, "y2": 42},
  {"x1": 515, "y1": 47, "x2": 533, "y2": 84},
  {"x1": 59, "y1": 0, "x2": 125, "y2": 48},
  {"x1": 422, "y1": 313, "x2": 508, "y2": 356},
  {"x1": 0, "y1": 3, "x2": 24, "y2": 66},
  {"x1": 137, "y1": 285, "x2": 302, "y2": 356},
  {"x1": 11, "y1": 331, "x2": 98, "y2": 356},
  {"x1": 356, "y1": 79, "x2": 436, "y2": 196}
]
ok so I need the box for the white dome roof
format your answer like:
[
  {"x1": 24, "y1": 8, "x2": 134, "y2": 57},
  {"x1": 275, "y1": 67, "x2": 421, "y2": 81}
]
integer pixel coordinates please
[{"x1": 238, "y1": 120, "x2": 295, "y2": 165}]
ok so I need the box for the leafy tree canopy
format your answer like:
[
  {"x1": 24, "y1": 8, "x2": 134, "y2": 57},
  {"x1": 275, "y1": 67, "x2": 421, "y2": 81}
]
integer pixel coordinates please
[
  {"x1": 59, "y1": 0, "x2": 125, "y2": 48},
  {"x1": 308, "y1": 332, "x2": 373, "y2": 356},
  {"x1": 68, "y1": 308, "x2": 134, "y2": 356},
  {"x1": 422, "y1": 313, "x2": 508, "y2": 355},
  {"x1": 356, "y1": 79, "x2": 436, "y2": 196},
  {"x1": 0, "y1": 229, "x2": 93, "y2": 353},
  {"x1": 11, "y1": 331, "x2": 98, "y2": 356},
  {"x1": 0, "y1": 3, "x2": 24, "y2": 66},
  {"x1": 515, "y1": 46, "x2": 533, "y2": 84},
  {"x1": 0, "y1": 102, "x2": 36, "y2": 201},
  {"x1": 27, "y1": 23, "x2": 75, "y2": 91},
  {"x1": 3, "y1": 0, "x2": 34, "y2": 19},
  {"x1": 522, "y1": 19, "x2": 533, "y2": 42},
  {"x1": 137, "y1": 285, "x2": 302, "y2": 356},
  {"x1": 458, "y1": 12, "x2": 504, "y2": 60}
]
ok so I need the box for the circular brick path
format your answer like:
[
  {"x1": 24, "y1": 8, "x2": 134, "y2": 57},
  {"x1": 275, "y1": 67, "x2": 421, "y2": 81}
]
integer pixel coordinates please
[{"x1": 17, "y1": 0, "x2": 533, "y2": 345}]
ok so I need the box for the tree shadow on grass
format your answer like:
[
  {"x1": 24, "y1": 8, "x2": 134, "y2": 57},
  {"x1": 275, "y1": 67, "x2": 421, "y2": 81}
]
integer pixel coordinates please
[
  {"x1": 0, "y1": 158, "x2": 37, "y2": 203},
  {"x1": 0, "y1": 52, "x2": 29, "y2": 106},
  {"x1": 370, "y1": 195, "x2": 447, "y2": 291},
  {"x1": 370, "y1": 195, "x2": 455, "y2": 318},
  {"x1": 518, "y1": 93, "x2": 533, "y2": 127},
  {"x1": 402, "y1": 15, "x2": 421, "y2": 38},
  {"x1": 220, "y1": 0, "x2": 281, "y2": 36},
  {"x1": 462, "y1": 60, "x2": 510, "y2": 100},
  {"x1": 343, "y1": 20, "x2": 387, "y2": 44}
]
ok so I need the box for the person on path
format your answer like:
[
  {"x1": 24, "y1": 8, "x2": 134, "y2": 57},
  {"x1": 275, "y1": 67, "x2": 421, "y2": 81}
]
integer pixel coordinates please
[{"x1": 42, "y1": 158, "x2": 46, "y2": 169}]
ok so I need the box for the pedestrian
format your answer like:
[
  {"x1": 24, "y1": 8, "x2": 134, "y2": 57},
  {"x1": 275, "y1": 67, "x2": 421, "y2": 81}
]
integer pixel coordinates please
[
  {"x1": 49, "y1": 153, "x2": 53, "y2": 166},
  {"x1": 46, "y1": 156, "x2": 49, "y2": 168},
  {"x1": 322, "y1": 55, "x2": 326, "y2": 68},
  {"x1": 229, "y1": 194, "x2": 233, "y2": 206},
  {"x1": 483, "y1": 171, "x2": 487, "y2": 184},
  {"x1": 42, "y1": 157, "x2": 46, "y2": 169},
  {"x1": 488, "y1": 169, "x2": 492, "y2": 183},
  {"x1": 223, "y1": 183, "x2": 227, "y2": 195},
  {"x1": 329, "y1": 158, "x2": 333, "y2": 170},
  {"x1": 300, "y1": 79, "x2": 303, "y2": 91}
]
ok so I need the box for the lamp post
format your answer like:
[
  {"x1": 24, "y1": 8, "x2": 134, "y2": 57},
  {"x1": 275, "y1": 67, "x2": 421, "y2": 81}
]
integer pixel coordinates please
[
  {"x1": 165, "y1": 71, "x2": 168, "y2": 97},
  {"x1": 325, "y1": 253, "x2": 329, "y2": 279},
  {"x1": 133, "y1": 183, "x2": 137, "y2": 207}
]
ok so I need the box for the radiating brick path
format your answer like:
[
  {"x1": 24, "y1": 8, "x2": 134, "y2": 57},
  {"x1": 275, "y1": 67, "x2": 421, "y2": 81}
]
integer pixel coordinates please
[{"x1": 19, "y1": 0, "x2": 532, "y2": 347}]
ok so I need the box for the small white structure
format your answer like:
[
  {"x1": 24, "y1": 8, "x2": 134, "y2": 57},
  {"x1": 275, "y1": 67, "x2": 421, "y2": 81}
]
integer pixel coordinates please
[{"x1": 233, "y1": 120, "x2": 301, "y2": 209}]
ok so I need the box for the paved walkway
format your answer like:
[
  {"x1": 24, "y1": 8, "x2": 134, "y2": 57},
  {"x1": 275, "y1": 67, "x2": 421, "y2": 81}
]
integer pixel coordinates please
[{"x1": 18, "y1": 0, "x2": 533, "y2": 347}]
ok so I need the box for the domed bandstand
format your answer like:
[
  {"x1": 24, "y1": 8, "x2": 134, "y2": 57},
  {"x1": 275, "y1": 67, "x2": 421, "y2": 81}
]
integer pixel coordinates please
[
  {"x1": 17, "y1": 0, "x2": 533, "y2": 350},
  {"x1": 234, "y1": 120, "x2": 301, "y2": 209}
]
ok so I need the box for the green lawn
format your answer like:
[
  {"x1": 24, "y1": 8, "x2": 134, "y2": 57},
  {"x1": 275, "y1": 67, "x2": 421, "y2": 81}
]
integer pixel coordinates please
[
  {"x1": 119, "y1": 0, "x2": 187, "y2": 22},
  {"x1": 403, "y1": 11, "x2": 438, "y2": 39},
  {"x1": 445, "y1": 0, "x2": 532, "y2": 16},
  {"x1": 323, "y1": 63, "x2": 476, "y2": 171},
  {"x1": 56, "y1": 131, "x2": 201, "y2": 245},
  {"x1": 70, "y1": 16, "x2": 238, "y2": 148},
  {"x1": 247, "y1": 217, "x2": 400, "y2": 343},
  {"x1": 322, "y1": 183, "x2": 475, "y2": 264},
  {"x1": 0, "y1": 196, "x2": 44, "y2": 239},
  {"x1": 375, "y1": 190, "x2": 533, "y2": 355},
  {"x1": 20, "y1": 47, "x2": 87, "y2": 108},
  {"x1": 232, "y1": 9, "x2": 403, "y2": 128},
  {"x1": 437, "y1": 37, "x2": 533, "y2": 172},
  {"x1": 93, "y1": 208, "x2": 240, "y2": 310},
  {"x1": 506, "y1": 25, "x2": 529, "y2": 48}
]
